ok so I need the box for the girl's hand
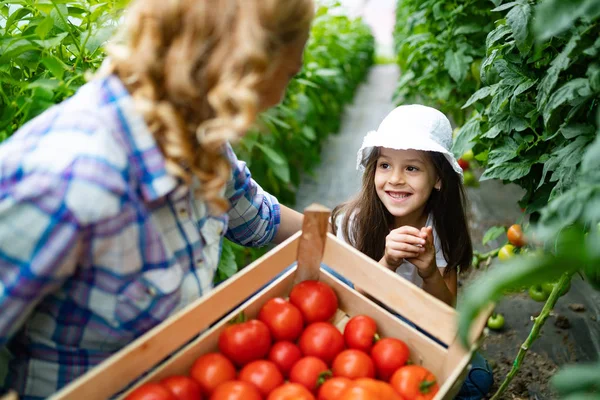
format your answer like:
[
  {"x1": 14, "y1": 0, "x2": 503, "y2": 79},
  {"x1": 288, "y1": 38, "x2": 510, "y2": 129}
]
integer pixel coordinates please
[
  {"x1": 381, "y1": 226, "x2": 428, "y2": 269},
  {"x1": 410, "y1": 226, "x2": 438, "y2": 280}
]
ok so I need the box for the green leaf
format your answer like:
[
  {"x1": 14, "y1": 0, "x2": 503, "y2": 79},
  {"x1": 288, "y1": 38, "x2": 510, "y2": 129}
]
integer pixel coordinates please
[
  {"x1": 41, "y1": 56, "x2": 67, "y2": 80},
  {"x1": 560, "y1": 124, "x2": 595, "y2": 140},
  {"x1": 452, "y1": 117, "x2": 481, "y2": 158},
  {"x1": 543, "y1": 78, "x2": 592, "y2": 124},
  {"x1": 481, "y1": 158, "x2": 534, "y2": 181},
  {"x1": 488, "y1": 137, "x2": 520, "y2": 164},
  {"x1": 491, "y1": 2, "x2": 519, "y2": 12},
  {"x1": 537, "y1": 32, "x2": 581, "y2": 109},
  {"x1": 216, "y1": 240, "x2": 238, "y2": 284},
  {"x1": 35, "y1": 15, "x2": 54, "y2": 40},
  {"x1": 255, "y1": 143, "x2": 290, "y2": 183},
  {"x1": 444, "y1": 48, "x2": 473, "y2": 84},
  {"x1": 581, "y1": 133, "x2": 600, "y2": 176},
  {"x1": 506, "y1": 0, "x2": 532, "y2": 54},
  {"x1": 462, "y1": 84, "x2": 498, "y2": 109},
  {"x1": 539, "y1": 136, "x2": 591, "y2": 188},
  {"x1": 82, "y1": 26, "x2": 115, "y2": 55},
  {"x1": 33, "y1": 32, "x2": 69, "y2": 49},
  {"x1": 486, "y1": 24, "x2": 511, "y2": 49},
  {"x1": 482, "y1": 225, "x2": 506, "y2": 245},
  {"x1": 533, "y1": 0, "x2": 600, "y2": 41}
]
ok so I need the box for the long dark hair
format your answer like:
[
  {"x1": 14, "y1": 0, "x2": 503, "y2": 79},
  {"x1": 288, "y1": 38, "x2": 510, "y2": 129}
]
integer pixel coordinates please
[{"x1": 332, "y1": 148, "x2": 473, "y2": 275}]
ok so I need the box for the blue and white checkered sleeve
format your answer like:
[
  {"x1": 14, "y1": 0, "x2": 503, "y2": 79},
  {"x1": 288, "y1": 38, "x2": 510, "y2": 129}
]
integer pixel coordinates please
[
  {"x1": 223, "y1": 144, "x2": 281, "y2": 247},
  {"x1": 0, "y1": 173, "x2": 80, "y2": 346}
]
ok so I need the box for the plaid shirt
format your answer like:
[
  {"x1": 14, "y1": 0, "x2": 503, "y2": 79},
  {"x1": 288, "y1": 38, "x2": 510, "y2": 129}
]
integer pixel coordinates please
[{"x1": 0, "y1": 75, "x2": 280, "y2": 399}]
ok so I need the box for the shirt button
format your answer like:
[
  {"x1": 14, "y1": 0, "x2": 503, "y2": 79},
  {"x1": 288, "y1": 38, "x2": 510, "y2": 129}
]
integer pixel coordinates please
[
  {"x1": 178, "y1": 207, "x2": 188, "y2": 218},
  {"x1": 147, "y1": 286, "x2": 157, "y2": 296}
]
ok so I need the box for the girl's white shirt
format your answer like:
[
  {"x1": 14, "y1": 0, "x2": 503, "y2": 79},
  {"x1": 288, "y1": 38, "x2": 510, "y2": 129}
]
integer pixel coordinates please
[{"x1": 334, "y1": 213, "x2": 447, "y2": 287}]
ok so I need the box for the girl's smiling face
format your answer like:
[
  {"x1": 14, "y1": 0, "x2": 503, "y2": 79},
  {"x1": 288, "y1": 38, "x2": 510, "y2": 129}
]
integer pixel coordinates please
[{"x1": 374, "y1": 148, "x2": 441, "y2": 227}]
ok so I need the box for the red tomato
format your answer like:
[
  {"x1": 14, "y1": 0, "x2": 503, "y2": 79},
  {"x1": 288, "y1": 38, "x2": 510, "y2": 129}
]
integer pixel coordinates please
[
  {"x1": 370, "y1": 337, "x2": 410, "y2": 381},
  {"x1": 317, "y1": 377, "x2": 352, "y2": 400},
  {"x1": 218, "y1": 319, "x2": 271, "y2": 367},
  {"x1": 390, "y1": 365, "x2": 439, "y2": 400},
  {"x1": 239, "y1": 360, "x2": 284, "y2": 397},
  {"x1": 190, "y1": 353, "x2": 237, "y2": 396},
  {"x1": 332, "y1": 349, "x2": 375, "y2": 379},
  {"x1": 457, "y1": 158, "x2": 470, "y2": 171},
  {"x1": 125, "y1": 383, "x2": 176, "y2": 400},
  {"x1": 344, "y1": 315, "x2": 378, "y2": 352},
  {"x1": 341, "y1": 378, "x2": 403, "y2": 400},
  {"x1": 160, "y1": 376, "x2": 203, "y2": 400},
  {"x1": 258, "y1": 297, "x2": 305, "y2": 341},
  {"x1": 268, "y1": 341, "x2": 303, "y2": 377},
  {"x1": 267, "y1": 383, "x2": 316, "y2": 400},
  {"x1": 289, "y1": 280, "x2": 338, "y2": 323},
  {"x1": 507, "y1": 224, "x2": 526, "y2": 247},
  {"x1": 289, "y1": 356, "x2": 331, "y2": 392},
  {"x1": 210, "y1": 381, "x2": 262, "y2": 400},
  {"x1": 298, "y1": 322, "x2": 345, "y2": 365}
]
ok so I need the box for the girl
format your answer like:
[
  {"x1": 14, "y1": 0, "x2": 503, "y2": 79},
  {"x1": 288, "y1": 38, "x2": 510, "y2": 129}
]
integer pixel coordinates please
[
  {"x1": 0, "y1": 0, "x2": 313, "y2": 398},
  {"x1": 332, "y1": 104, "x2": 494, "y2": 399}
]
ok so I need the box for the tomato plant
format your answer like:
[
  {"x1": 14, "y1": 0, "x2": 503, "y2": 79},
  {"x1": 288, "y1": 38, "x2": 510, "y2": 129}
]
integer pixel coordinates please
[
  {"x1": 289, "y1": 356, "x2": 331, "y2": 393},
  {"x1": 268, "y1": 341, "x2": 303, "y2": 378},
  {"x1": 370, "y1": 337, "x2": 410, "y2": 381},
  {"x1": 239, "y1": 360, "x2": 284, "y2": 397},
  {"x1": 289, "y1": 280, "x2": 339, "y2": 323},
  {"x1": 160, "y1": 376, "x2": 202, "y2": 400},
  {"x1": 189, "y1": 353, "x2": 237, "y2": 396},
  {"x1": 393, "y1": 0, "x2": 497, "y2": 126},
  {"x1": 390, "y1": 365, "x2": 439, "y2": 400},
  {"x1": 258, "y1": 297, "x2": 304, "y2": 341},
  {"x1": 331, "y1": 349, "x2": 375, "y2": 380},
  {"x1": 343, "y1": 315, "x2": 379, "y2": 353},
  {"x1": 298, "y1": 322, "x2": 345, "y2": 365},
  {"x1": 218, "y1": 318, "x2": 271, "y2": 367}
]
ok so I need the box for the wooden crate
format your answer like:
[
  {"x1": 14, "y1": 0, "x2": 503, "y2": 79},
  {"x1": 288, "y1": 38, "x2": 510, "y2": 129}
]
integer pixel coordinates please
[{"x1": 40, "y1": 204, "x2": 489, "y2": 400}]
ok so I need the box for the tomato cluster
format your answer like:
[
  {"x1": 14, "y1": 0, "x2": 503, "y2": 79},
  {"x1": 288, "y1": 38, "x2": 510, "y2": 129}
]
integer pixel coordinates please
[{"x1": 126, "y1": 280, "x2": 439, "y2": 400}]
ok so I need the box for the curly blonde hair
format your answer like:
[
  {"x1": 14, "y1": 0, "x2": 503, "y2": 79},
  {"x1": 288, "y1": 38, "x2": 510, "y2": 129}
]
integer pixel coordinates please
[{"x1": 105, "y1": 0, "x2": 314, "y2": 213}]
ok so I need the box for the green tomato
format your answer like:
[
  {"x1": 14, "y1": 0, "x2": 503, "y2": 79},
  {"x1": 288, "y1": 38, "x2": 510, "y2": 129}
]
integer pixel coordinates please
[
  {"x1": 528, "y1": 285, "x2": 550, "y2": 302},
  {"x1": 462, "y1": 149, "x2": 475, "y2": 162},
  {"x1": 470, "y1": 59, "x2": 482, "y2": 84},
  {"x1": 463, "y1": 170, "x2": 479, "y2": 187},
  {"x1": 498, "y1": 244, "x2": 515, "y2": 261},
  {"x1": 487, "y1": 313, "x2": 505, "y2": 330},
  {"x1": 453, "y1": 126, "x2": 461, "y2": 139},
  {"x1": 542, "y1": 280, "x2": 571, "y2": 297}
]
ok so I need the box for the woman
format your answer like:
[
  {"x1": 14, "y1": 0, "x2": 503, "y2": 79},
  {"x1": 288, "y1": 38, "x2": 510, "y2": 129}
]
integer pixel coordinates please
[{"x1": 0, "y1": 0, "x2": 314, "y2": 398}]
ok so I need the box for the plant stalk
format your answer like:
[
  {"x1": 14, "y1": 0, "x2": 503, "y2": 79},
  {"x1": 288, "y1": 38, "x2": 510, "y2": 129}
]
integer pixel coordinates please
[{"x1": 490, "y1": 272, "x2": 573, "y2": 400}]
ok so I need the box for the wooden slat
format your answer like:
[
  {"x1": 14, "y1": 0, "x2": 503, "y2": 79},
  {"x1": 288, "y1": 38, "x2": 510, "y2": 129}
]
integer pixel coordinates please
[
  {"x1": 294, "y1": 204, "x2": 330, "y2": 284},
  {"x1": 50, "y1": 232, "x2": 302, "y2": 400},
  {"x1": 322, "y1": 233, "x2": 457, "y2": 345},
  {"x1": 116, "y1": 268, "x2": 298, "y2": 398},
  {"x1": 319, "y1": 270, "x2": 448, "y2": 381}
]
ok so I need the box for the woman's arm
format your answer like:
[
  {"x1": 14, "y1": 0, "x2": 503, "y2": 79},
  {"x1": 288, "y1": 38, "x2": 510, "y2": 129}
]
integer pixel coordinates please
[{"x1": 273, "y1": 204, "x2": 303, "y2": 244}]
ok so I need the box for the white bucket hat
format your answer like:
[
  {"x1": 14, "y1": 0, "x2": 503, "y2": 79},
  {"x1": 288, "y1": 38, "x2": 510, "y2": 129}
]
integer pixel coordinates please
[{"x1": 356, "y1": 104, "x2": 463, "y2": 180}]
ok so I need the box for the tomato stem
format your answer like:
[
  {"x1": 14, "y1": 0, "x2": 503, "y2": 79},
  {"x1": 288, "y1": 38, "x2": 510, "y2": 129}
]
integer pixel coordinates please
[
  {"x1": 316, "y1": 370, "x2": 333, "y2": 387},
  {"x1": 229, "y1": 311, "x2": 246, "y2": 324},
  {"x1": 373, "y1": 333, "x2": 380, "y2": 343},
  {"x1": 419, "y1": 379, "x2": 437, "y2": 394}
]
